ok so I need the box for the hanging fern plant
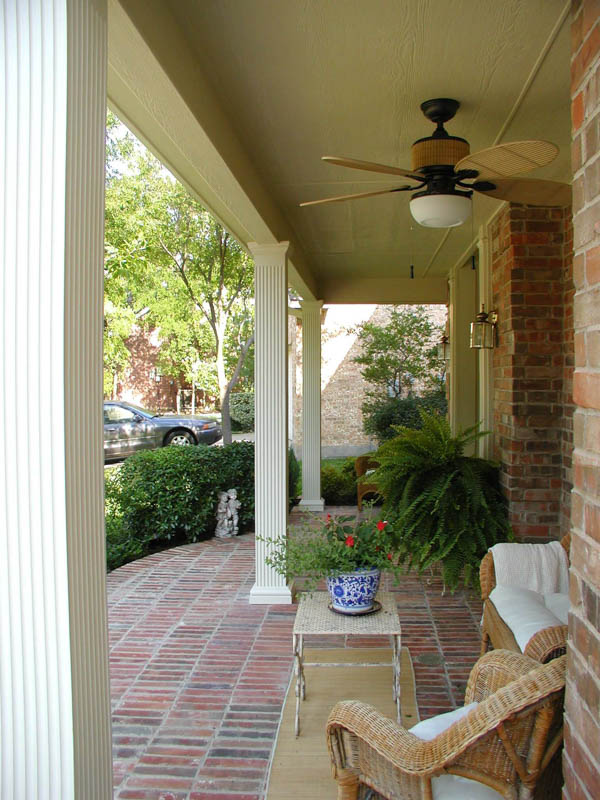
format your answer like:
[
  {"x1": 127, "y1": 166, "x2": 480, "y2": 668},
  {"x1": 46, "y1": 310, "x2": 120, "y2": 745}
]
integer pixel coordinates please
[{"x1": 369, "y1": 411, "x2": 512, "y2": 591}]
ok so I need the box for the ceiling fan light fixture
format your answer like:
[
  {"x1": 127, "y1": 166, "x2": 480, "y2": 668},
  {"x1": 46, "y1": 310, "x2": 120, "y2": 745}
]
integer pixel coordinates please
[{"x1": 409, "y1": 191, "x2": 472, "y2": 228}]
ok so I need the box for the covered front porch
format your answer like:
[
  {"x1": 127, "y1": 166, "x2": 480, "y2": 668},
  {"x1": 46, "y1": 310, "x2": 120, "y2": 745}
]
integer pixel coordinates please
[
  {"x1": 2, "y1": 1, "x2": 599, "y2": 798},
  {"x1": 108, "y1": 520, "x2": 482, "y2": 798}
]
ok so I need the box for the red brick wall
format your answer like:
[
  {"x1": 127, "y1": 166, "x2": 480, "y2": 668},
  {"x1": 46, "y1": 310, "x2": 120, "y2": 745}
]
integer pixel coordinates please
[
  {"x1": 491, "y1": 205, "x2": 573, "y2": 541},
  {"x1": 564, "y1": 1, "x2": 600, "y2": 797}
]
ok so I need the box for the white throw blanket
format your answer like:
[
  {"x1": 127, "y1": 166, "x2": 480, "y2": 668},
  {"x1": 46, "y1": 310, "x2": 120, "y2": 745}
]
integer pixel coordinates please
[{"x1": 490, "y1": 540, "x2": 569, "y2": 594}]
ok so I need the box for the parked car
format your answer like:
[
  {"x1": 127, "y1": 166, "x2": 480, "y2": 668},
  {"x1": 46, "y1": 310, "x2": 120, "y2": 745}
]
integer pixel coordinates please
[{"x1": 104, "y1": 401, "x2": 222, "y2": 461}]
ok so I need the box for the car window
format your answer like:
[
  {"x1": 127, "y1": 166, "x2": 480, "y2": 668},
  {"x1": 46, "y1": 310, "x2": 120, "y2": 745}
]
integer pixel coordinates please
[{"x1": 105, "y1": 406, "x2": 138, "y2": 424}]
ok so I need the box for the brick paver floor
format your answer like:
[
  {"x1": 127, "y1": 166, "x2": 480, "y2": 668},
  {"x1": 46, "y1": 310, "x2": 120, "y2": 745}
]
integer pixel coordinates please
[{"x1": 108, "y1": 517, "x2": 483, "y2": 799}]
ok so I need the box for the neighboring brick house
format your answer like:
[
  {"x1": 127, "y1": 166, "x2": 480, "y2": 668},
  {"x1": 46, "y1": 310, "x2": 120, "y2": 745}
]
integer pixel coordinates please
[{"x1": 290, "y1": 304, "x2": 447, "y2": 458}]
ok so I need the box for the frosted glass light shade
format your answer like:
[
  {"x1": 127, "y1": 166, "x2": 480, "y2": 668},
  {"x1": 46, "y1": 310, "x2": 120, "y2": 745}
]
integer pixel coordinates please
[{"x1": 410, "y1": 193, "x2": 472, "y2": 228}]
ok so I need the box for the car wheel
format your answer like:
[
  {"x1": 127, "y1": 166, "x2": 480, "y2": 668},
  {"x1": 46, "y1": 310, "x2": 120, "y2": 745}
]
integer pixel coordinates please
[{"x1": 165, "y1": 430, "x2": 196, "y2": 446}]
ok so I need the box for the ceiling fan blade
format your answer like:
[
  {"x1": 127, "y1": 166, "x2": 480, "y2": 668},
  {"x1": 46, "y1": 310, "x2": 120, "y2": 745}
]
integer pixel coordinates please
[
  {"x1": 455, "y1": 140, "x2": 559, "y2": 179},
  {"x1": 474, "y1": 177, "x2": 571, "y2": 206},
  {"x1": 322, "y1": 155, "x2": 423, "y2": 181},
  {"x1": 300, "y1": 186, "x2": 412, "y2": 207}
]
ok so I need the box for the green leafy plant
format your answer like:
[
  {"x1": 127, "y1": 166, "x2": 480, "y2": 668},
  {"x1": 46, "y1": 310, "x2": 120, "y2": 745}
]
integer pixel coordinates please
[
  {"x1": 370, "y1": 411, "x2": 512, "y2": 591},
  {"x1": 363, "y1": 389, "x2": 448, "y2": 442},
  {"x1": 320, "y1": 458, "x2": 358, "y2": 505},
  {"x1": 288, "y1": 446, "x2": 301, "y2": 501},
  {"x1": 229, "y1": 391, "x2": 255, "y2": 431},
  {"x1": 104, "y1": 441, "x2": 255, "y2": 570},
  {"x1": 261, "y1": 515, "x2": 403, "y2": 590}
]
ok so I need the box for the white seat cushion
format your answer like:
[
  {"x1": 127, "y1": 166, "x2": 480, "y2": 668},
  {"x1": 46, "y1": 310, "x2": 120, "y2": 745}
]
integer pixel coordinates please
[
  {"x1": 410, "y1": 702, "x2": 478, "y2": 741},
  {"x1": 411, "y1": 706, "x2": 504, "y2": 799},
  {"x1": 490, "y1": 585, "x2": 564, "y2": 652},
  {"x1": 432, "y1": 774, "x2": 504, "y2": 799},
  {"x1": 544, "y1": 592, "x2": 569, "y2": 624}
]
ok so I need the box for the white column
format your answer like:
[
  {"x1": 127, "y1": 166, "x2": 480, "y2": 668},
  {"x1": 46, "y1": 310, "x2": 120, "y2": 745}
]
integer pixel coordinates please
[
  {"x1": 448, "y1": 259, "x2": 479, "y2": 444},
  {"x1": 477, "y1": 226, "x2": 494, "y2": 459},
  {"x1": 249, "y1": 243, "x2": 292, "y2": 604},
  {"x1": 298, "y1": 300, "x2": 324, "y2": 511},
  {"x1": 0, "y1": 2, "x2": 112, "y2": 798}
]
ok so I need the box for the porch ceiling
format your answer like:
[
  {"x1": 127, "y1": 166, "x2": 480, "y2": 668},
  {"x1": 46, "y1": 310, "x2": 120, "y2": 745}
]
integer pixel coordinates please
[{"x1": 109, "y1": 0, "x2": 571, "y2": 301}]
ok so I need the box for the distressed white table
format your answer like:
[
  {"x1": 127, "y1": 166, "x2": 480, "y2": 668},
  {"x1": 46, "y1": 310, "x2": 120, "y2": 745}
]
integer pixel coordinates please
[{"x1": 292, "y1": 591, "x2": 402, "y2": 736}]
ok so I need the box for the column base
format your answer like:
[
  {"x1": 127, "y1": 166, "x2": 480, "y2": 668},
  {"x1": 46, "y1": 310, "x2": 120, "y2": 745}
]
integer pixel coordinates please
[
  {"x1": 249, "y1": 583, "x2": 293, "y2": 604},
  {"x1": 297, "y1": 497, "x2": 325, "y2": 512}
]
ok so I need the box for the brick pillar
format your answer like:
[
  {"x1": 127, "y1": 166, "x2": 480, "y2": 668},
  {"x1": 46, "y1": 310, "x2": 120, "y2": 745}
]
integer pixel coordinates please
[
  {"x1": 564, "y1": 1, "x2": 600, "y2": 797},
  {"x1": 490, "y1": 206, "x2": 573, "y2": 541}
]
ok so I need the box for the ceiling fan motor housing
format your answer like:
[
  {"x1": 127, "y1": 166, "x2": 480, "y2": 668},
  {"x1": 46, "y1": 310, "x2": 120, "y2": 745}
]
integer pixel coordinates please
[{"x1": 411, "y1": 135, "x2": 470, "y2": 171}]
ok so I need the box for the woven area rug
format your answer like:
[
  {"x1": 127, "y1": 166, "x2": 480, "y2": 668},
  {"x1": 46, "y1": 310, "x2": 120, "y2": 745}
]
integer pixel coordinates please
[{"x1": 266, "y1": 647, "x2": 418, "y2": 799}]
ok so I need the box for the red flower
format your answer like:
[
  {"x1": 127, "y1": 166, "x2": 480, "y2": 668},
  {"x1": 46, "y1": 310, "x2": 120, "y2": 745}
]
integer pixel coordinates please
[
  {"x1": 376, "y1": 520, "x2": 388, "y2": 531},
  {"x1": 387, "y1": 553, "x2": 393, "y2": 561},
  {"x1": 345, "y1": 535, "x2": 355, "y2": 547},
  {"x1": 326, "y1": 513, "x2": 331, "y2": 522}
]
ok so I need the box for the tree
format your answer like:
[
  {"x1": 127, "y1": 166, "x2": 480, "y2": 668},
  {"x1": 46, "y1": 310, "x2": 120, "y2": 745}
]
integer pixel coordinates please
[
  {"x1": 104, "y1": 112, "x2": 255, "y2": 442},
  {"x1": 353, "y1": 306, "x2": 446, "y2": 440},
  {"x1": 354, "y1": 306, "x2": 442, "y2": 399}
]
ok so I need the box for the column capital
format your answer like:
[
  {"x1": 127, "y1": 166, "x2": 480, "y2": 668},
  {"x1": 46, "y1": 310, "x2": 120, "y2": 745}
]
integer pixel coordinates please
[
  {"x1": 248, "y1": 241, "x2": 290, "y2": 265},
  {"x1": 299, "y1": 298, "x2": 324, "y2": 311}
]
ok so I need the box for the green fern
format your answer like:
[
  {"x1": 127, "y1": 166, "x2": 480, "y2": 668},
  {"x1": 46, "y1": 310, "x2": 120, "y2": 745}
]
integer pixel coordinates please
[{"x1": 370, "y1": 411, "x2": 512, "y2": 592}]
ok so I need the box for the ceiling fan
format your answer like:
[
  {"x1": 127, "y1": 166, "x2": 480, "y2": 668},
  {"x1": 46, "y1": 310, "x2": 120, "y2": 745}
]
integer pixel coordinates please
[{"x1": 300, "y1": 98, "x2": 571, "y2": 228}]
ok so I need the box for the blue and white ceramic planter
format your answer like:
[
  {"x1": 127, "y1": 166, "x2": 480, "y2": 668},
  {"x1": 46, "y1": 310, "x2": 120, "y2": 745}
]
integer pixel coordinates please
[{"x1": 326, "y1": 568, "x2": 381, "y2": 614}]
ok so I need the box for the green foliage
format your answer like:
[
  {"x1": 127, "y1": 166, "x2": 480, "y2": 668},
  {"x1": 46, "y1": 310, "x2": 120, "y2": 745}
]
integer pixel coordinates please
[
  {"x1": 104, "y1": 442, "x2": 255, "y2": 570},
  {"x1": 353, "y1": 306, "x2": 444, "y2": 401},
  {"x1": 363, "y1": 389, "x2": 448, "y2": 442},
  {"x1": 320, "y1": 459, "x2": 358, "y2": 505},
  {"x1": 261, "y1": 515, "x2": 403, "y2": 590},
  {"x1": 230, "y1": 392, "x2": 255, "y2": 431},
  {"x1": 370, "y1": 412, "x2": 512, "y2": 591},
  {"x1": 288, "y1": 446, "x2": 301, "y2": 500}
]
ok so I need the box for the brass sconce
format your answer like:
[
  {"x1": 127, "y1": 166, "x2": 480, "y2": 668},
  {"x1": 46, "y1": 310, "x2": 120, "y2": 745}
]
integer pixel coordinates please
[
  {"x1": 437, "y1": 334, "x2": 450, "y2": 361},
  {"x1": 470, "y1": 305, "x2": 497, "y2": 349}
]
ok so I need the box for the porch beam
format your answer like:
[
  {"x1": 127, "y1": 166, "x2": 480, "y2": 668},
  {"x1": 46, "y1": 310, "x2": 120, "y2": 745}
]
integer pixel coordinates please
[
  {"x1": 0, "y1": 0, "x2": 112, "y2": 797},
  {"x1": 319, "y1": 277, "x2": 448, "y2": 305},
  {"x1": 448, "y1": 260, "x2": 478, "y2": 441},
  {"x1": 249, "y1": 243, "x2": 293, "y2": 604},
  {"x1": 298, "y1": 301, "x2": 324, "y2": 512}
]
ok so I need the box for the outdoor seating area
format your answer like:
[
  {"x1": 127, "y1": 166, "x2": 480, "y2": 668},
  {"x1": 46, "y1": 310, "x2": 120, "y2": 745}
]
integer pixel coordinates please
[{"x1": 107, "y1": 515, "x2": 485, "y2": 799}]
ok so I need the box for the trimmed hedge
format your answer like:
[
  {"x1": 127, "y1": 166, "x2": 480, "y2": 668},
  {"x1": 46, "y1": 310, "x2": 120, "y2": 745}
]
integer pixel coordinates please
[
  {"x1": 230, "y1": 392, "x2": 255, "y2": 431},
  {"x1": 105, "y1": 441, "x2": 255, "y2": 570},
  {"x1": 363, "y1": 389, "x2": 448, "y2": 442},
  {"x1": 321, "y1": 458, "x2": 357, "y2": 505}
]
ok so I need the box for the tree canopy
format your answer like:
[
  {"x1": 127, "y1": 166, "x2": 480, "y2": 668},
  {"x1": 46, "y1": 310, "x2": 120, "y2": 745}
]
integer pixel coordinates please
[{"x1": 104, "y1": 111, "x2": 254, "y2": 442}]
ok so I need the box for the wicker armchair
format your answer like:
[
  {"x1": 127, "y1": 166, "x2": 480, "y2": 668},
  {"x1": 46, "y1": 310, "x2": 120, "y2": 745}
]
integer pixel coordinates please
[
  {"x1": 480, "y1": 535, "x2": 570, "y2": 663},
  {"x1": 355, "y1": 455, "x2": 379, "y2": 512},
  {"x1": 327, "y1": 650, "x2": 566, "y2": 800}
]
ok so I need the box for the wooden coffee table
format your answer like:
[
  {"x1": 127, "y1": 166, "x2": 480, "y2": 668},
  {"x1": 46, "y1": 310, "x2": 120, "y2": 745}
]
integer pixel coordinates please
[{"x1": 292, "y1": 591, "x2": 402, "y2": 735}]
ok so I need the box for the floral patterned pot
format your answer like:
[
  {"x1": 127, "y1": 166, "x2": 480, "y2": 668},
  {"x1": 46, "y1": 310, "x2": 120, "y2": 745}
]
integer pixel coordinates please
[{"x1": 326, "y1": 568, "x2": 381, "y2": 614}]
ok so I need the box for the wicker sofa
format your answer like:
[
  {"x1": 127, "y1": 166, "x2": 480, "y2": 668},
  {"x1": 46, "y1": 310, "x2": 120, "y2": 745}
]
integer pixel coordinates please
[
  {"x1": 480, "y1": 535, "x2": 570, "y2": 664},
  {"x1": 327, "y1": 650, "x2": 566, "y2": 800}
]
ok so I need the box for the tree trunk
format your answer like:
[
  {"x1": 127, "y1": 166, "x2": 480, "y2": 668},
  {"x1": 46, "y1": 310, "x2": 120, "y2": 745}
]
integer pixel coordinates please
[
  {"x1": 221, "y1": 333, "x2": 255, "y2": 446},
  {"x1": 215, "y1": 320, "x2": 232, "y2": 442}
]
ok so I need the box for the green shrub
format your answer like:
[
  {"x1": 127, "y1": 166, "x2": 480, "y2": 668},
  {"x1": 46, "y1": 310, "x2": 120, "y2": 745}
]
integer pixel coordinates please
[
  {"x1": 363, "y1": 389, "x2": 448, "y2": 442},
  {"x1": 371, "y1": 412, "x2": 512, "y2": 591},
  {"x1": 230, "y1": 392, "x2": 255, "y2": 431},
  {"x1": 289, "y1": 446, "x2": 301, "y2": 500},
  {"x1": 105, "y1": 441, "x2": 255, "y2": 570},
  {"x1": 321, "y1": 458, "x2": 357, "y2": 505}
]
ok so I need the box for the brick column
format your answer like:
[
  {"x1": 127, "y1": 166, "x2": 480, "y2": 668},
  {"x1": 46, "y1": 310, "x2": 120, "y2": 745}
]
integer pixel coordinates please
[
  {"x1": 490, "y1": 205, "x2": 573, "y2": 541},
  {"x1": 564, "y1": 1, "x2": 600, "y2": 797}
]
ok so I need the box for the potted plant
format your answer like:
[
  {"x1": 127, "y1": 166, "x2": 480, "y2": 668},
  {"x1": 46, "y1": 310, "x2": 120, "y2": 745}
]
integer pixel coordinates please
[
  {"x1": 368, "y1": 410, "x2": 512, "y2": 592},
  {"x1": 261, "y1": 514, "x2": 403, "y2": 614}
]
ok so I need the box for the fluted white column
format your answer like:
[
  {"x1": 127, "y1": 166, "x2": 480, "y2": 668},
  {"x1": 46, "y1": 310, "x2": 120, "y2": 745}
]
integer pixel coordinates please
[
  {"x1": 298, "y1": 300, "x2": 324, "y2": 511},
  {"x1": 0, "y1": 1, "x2": 112, "y2": 798},
  {"x1": 249, "y1": 243, "x2": 292, "y2": 603}
]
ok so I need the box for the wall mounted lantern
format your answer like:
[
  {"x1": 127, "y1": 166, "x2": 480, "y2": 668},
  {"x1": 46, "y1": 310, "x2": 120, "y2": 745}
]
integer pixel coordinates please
[
  {"x1": 437, "y1": 334, "x2": 450, "y2": 361},
  {"x1": 470, "y1": 305, "x2": 498, "y2": 349}
]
